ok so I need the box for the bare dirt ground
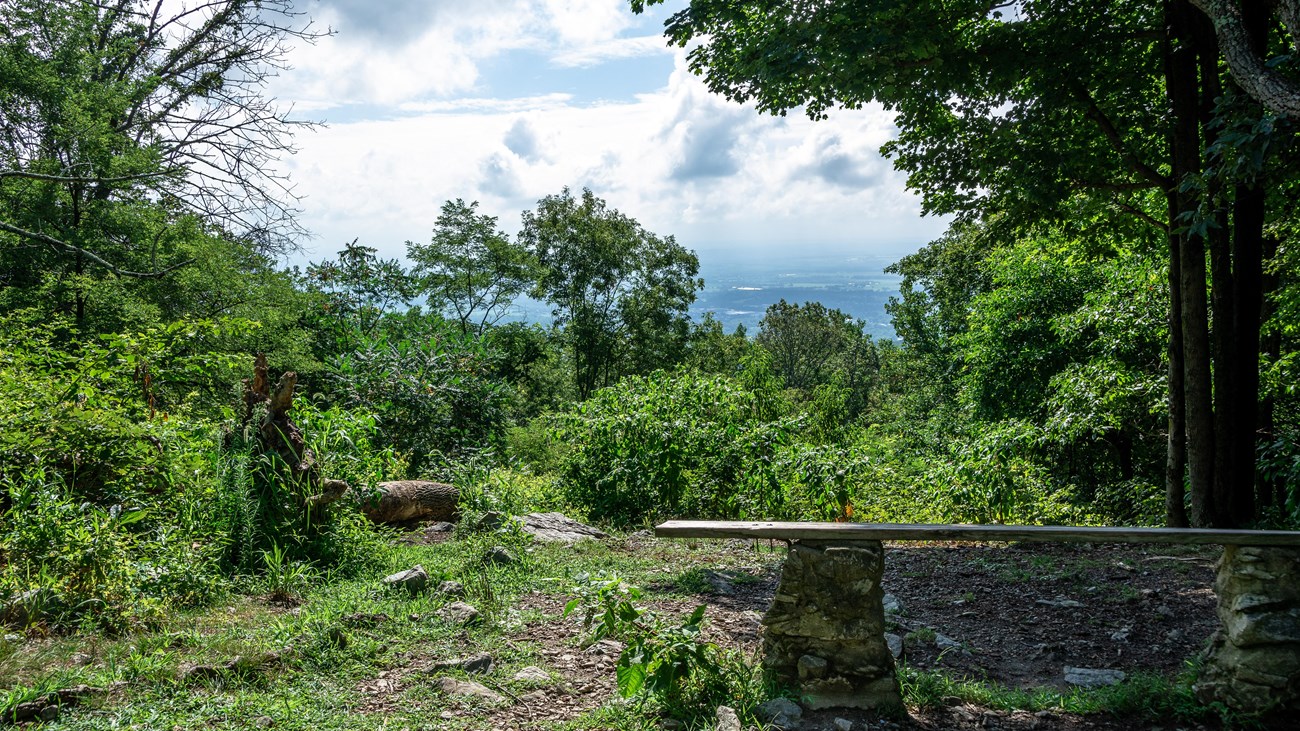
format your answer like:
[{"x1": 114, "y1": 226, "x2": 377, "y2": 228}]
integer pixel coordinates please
[{"x1": 371, "y1": 534, "x2": 1233, "y2": 730}]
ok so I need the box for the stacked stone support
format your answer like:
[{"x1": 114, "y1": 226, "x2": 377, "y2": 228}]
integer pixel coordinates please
[
  {"x1": 1196, "y1": 545, "x2": 1300, "y2": 714},
  {"x1": 761, "y1": 540, "x2": 901, "y2": 711}
]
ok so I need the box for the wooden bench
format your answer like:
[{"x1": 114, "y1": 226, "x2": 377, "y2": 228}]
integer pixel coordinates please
[{"x1": 654, "y1": 520, "x2": 1300, "y2": 715}]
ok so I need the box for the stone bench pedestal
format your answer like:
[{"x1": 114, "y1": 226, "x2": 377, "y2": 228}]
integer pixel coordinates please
[
  {"x1": 1196, "y1": 545, "x2": 1300, "y2": 714},
  {"x1": 761, "y1": 539, "x2": 902, "y2": 711}
]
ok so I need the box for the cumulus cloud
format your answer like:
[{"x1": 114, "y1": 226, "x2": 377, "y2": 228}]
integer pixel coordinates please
[
  {"x1": 479, "y1": 152, "x2": 526, "y2": 200},
  {"x1": 284, "y1": 48, "x2": 947, "y2": 263},
  {"x1": 504, "y1": 118, "x2": 545, "y2": 163},
  {"x1": 275, "y1": 0, "x2": 662, "y2": 110},
  {"x1": 793, "y1": 134, "x2": 885, "y2": 190}
]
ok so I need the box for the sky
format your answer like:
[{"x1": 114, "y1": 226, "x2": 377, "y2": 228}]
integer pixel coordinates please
[{"x1": 267, "y1": 0, "x2": 952, "y2": 266}]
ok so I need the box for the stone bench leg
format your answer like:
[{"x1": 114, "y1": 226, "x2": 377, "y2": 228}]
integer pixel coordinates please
[
  {"x1": 761, "y1": 539, "x2": 902, "y2": 711},
  {"x1": 1196, "y1": 545, "x2": 1300, "y2": 714}
]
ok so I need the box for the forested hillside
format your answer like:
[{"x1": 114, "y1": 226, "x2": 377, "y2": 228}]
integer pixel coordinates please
[{"x1": 2, "y1": 1, "x2": 1299, "y2": 728}]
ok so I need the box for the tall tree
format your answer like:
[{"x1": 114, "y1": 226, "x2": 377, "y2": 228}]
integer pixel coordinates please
[
  {"x1": 407, "y1": 199, "x2": 533, "y2": 337},
  {"x1": 633, "y1": 0, "x2": 1299, "y2": 527},
  {"x1": 519, "y1": 188, "x2": 702, "y2": 399},
  {"x1": 0, "y1": 0, "x2": 324, "y2": 327}
]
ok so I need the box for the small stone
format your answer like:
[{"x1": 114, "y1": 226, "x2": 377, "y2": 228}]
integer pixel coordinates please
[
  {"x1": 427, "y1": 521, "x2": 455, "y2": 532},
  {"x1": 436, "y1": 580, "x2": 466, "y2": 598},
  {"x1": 484, "y1": 546, "x2": 519, "y2": 566},
  {"x1": 833, "y1": 717, "x2": 853, "y2": 731},
  {"x1": 434, "y1": 677, "x2": 504, "y2": 703},
  {"x1": 1110, "y1": 628, "x2": 1131, "y2": 642},
  {"x1": 716, "y1": 705, "x2": 742, "y2": 731},
  {"x1": 382, "y1": 565, "x2": 429, "y2": 594},
  {"x1": 1165, "y1": 629, "x2": 1185, "y2": 642},
  {"x1": 1036, "y1": 597, "x2": 1084, "y2": 608},
  {"x1": 436, "y1": 602, "x2": 480, "y2": 626},
  {"x1": 513, "y1": 512, "x2": 609, "y2": 543},
  {"x1": 3, "y1": 633, "x2": 22, "y2": 644},
  {"x1": 1064, "y1": 666, "x2": 1126, "y2": 688},
  {"x1": 882, "y1": 594, "x2": 905, "y2": 615},
  {"x1": 798, "y1": 654, "x2": 828, "y2": 680},
  {"x1": 885, "y1": 633, "x2": 904, "y2": 658},
  {"x1": 935, "y1": 633, "x2": 963, "y2": 651},
  {"x1": 253, "y1": 716, "x2": 274, "y2": 728},
  {"x1": 431, "y1": 653, "x2": 493, "y2": 674},
  {"x1": 757, "y1": 698, "x2": 803, "y2": 729},
  {"x1": 476, "y1": 511, "x2": 506, "y2": 530},
  {"x1": 513, "y1": 666, "x2": 550, "y2": 683}
]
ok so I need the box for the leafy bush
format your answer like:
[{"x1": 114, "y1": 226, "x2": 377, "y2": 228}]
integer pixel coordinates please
[
  {"x1": 326, "y1": 323, "x2": 509, "y2": 475},
  {"x1": 0, "y1": 468, "x2": 224, "y2": 633},
  {"x1": 564, "y1": 575, "x2": 767, "y2": 723},
  {"x1": 555, "y1": 369, "x2": 795, "y2": 526}
]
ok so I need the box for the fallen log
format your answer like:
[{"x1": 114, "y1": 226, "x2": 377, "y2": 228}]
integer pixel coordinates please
[{"x1": 361, "y1": 480, "x2": 459, "y2": 524}]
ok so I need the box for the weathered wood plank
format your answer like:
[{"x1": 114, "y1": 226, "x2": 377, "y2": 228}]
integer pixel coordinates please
[{"x1": 654, "y1": 520, "x2": 1300, "y2": 546}]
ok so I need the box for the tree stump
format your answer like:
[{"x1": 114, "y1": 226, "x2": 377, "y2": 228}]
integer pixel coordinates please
[{"x1": 242, "y1": 353, "x2": 348, "y2": 508}]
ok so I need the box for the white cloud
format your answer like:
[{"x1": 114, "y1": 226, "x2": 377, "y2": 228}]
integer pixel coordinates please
[
  {"x1": 272, "y1": 0, "x2": 667, "y2": 110},
  {"x1": 286, "y1": 53, "x2": 948, "y2": 263},
  {"x1": 550, "y1": 34, "x2": 672, "y2": 67}
]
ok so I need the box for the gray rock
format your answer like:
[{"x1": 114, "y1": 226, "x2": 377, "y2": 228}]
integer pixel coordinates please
[
  {"x1": 382, "y1": 565, "x2": 429, "y2": 594},
  {"x1": 476, "y1": 511, "x2": 507, "y2": 530},
  {"x1": 882, "y1": 593, "x2": 904, "y2": 615},
  {"x1": 758, "y1": 698, "x2": 803, "y2": 729},
  {"x1": 436, "y1": 601, "x2": 480, "y2": 626},
  {"x1": 433, "y1": 677, "x2": 503, "y2": 703},
  {"x1": 513, "y1": 666, "x2": 550, "y2": 683},
  {"x1": 484, "y1": 546, "x2": 519, "y2": 566},
  {"x1": 934, "y1": 632, "x2": 963, "y2": 651},
  {"x1": 71, "y1": 652, "x2": 93, "y2": 665},
  {"x1": 436, "y1": 580, "x2": 466, "y2": 598},
  {"x1": 512, "y1": 512, "x2": 609, "y2": 543},
  {"x1": 427, "y1": 521, "x2": 455, "y2": 533},
  {"x1": 430, "y1": 652, "x2": 493, "y2": 674},
  {"x1": 833, "y1": 718, "x2": 854, "y2": 731},
  {"x1": 3, "y1": 633, "x2": 22, "y2": 645},
  {"x1": 1109, "y1": 627, "x2": 1131, "y2": 642},
  {"x1": 253, "y1": 716, "x2": 274, "y2": 728},
  {"x1": 585, "y1": 638, "x2": 623, "y2": 656},
  {"x1": 715, "y1": 705, "x2": 742, "y2": 731},
  {"x1": 1064, "y1": 666, "x2": 1126, "y2": 688},
  {"x1": 798, "y1": 654, "x2": 828, "y2": 680},
  {"x1": 701, "y1": 569, "x2": 736, "y2": 595},
  {"x1": 1036, "y1": 597, "x2": 1084, "y2": 608},
  {"x1": 885, "y1": 633, "x2": 904, "y2": 659}
]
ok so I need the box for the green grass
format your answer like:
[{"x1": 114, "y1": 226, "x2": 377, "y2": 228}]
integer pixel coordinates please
[
  {"x1": 0, "y1": 531, "x2": 1257, "y2": 730},
  {"x1": 899, "y1": 664, "x2": 1258, "y2": 729}
]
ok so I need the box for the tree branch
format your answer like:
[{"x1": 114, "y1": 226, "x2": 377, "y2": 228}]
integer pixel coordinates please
[
  {"x1": 0, "y1": 220, "x2": 193, "y2": 278},
  {"x1": 1068, "y1": 82, "x2": 1173, "y2": 188},
  {"x1": 1189, "y1": 0, "x2": 1300, "y2": 117}
]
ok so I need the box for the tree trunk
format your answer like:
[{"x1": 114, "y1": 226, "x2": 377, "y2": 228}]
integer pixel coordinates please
[
  {"x1": 1169, "y1": 0, "x2": 1217, "y2": 527},
  {"x1": 1166, "y1": 194, "x2": 1189, "y2": 527},
  {"x1": 1209, "y1": 205, "x2": 1237, "y2": 525}
]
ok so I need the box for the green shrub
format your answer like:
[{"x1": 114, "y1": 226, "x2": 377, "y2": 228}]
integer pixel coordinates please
[
  {"x1": 325, "y1": 323, "x2": 509, "y2": 475},
  {"x1": 555, "y1": 369, "x2": 795, "y2": 526}
]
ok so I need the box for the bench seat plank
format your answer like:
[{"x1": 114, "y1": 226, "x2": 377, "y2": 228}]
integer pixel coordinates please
[{"x1": 655, "y1": 520, "x2": 1300, "y2": 546}]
